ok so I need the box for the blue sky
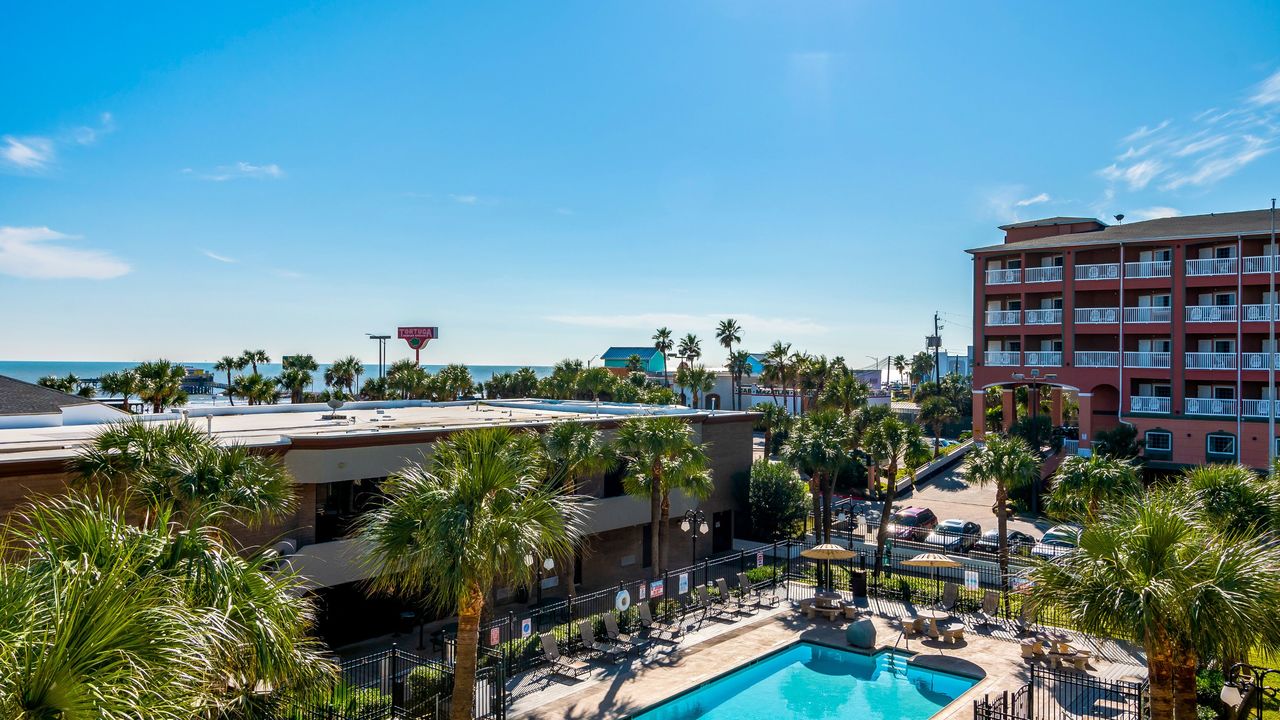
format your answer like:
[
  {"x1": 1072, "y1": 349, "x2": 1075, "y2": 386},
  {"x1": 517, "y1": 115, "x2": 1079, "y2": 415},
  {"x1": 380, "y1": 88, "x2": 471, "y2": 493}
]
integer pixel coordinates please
[{"x1": 3, "y1": 1, "x2": 1279, "y2": 366}]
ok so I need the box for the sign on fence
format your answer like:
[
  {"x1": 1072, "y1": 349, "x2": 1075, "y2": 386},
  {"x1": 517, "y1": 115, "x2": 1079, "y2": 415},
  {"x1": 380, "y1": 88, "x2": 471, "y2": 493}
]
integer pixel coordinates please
[
  {"x1": 756, "y1": 551, "x2": 764, "y2": 567},
  {"x1": 520, "y1": 618, "x2": 532, "y2": 639},
  {"x1": 649, "y1": 579, "x2": 665, "y2": 599},
  {"x1": 965, "y1": 570, "x2": 979, "y2": 591},
  {"x1": 489, "y1": 627, "x2": 501, "y2": 646},
  {"x1": 677, "y1": 573, "x2": 689, "y2": 595},
  {"x1": 639, "y1": 583, "x2": 647, "y2": 600}
]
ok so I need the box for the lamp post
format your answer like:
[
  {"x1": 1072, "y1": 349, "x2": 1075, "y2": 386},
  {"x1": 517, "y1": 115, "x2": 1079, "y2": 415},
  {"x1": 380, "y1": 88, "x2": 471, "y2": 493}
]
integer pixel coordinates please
[
  {"x1": 367, "y1": 334, "x2": 390, "y2": 379},
  {"x1": 680, "y1": 509, "x2": 709, "y2": 585},
  {"x1": 524, "y1": 553, "x2": 556, "y2": 608}
]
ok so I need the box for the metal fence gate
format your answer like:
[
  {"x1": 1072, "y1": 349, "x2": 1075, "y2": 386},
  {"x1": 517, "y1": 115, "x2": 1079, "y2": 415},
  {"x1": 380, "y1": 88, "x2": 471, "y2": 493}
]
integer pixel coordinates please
[{"x1": 974, "y1": 664, "x2": 1146, "y2": 720}]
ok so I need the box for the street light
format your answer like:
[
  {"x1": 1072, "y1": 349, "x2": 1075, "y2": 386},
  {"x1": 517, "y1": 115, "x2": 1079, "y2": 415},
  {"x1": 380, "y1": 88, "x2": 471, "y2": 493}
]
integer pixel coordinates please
[
  {"x1": 680, "y1": 509, "x2": 709, "y2": 585},
  {"x1": 367, "y1": 334, "x2": 391, "y2": 379},
  {"x1": 524, "y1": 553, "x2": 556, "y2": 607}
]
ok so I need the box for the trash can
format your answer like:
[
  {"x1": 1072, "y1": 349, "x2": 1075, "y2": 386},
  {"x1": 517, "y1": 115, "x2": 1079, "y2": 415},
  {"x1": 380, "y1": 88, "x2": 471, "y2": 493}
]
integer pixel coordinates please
[{"x1": 850, "y1": 570, "x2": 868, "y2": 597}]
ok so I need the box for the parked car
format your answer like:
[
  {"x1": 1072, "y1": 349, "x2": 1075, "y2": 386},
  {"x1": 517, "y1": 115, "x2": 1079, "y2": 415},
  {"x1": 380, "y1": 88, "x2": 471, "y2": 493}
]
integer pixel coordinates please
[
  {"x1": 886, "y1": 506, "x2": 938, "y2": 541},
  {"x1": 972, "y1": 529, "x2": 1035, "y2": 555},
  {"x1": 924, "y1": 519, "x2": 982, "y2": 552},
  {"x1": 1031, "y1": 523, "x2": 1083, "y2": 560}
]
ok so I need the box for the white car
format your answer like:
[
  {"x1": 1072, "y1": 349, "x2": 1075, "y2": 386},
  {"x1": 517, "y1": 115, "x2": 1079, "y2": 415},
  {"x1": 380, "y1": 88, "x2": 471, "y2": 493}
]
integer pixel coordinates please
[{"x1": 1031, "y1": 523, "x2": 1082, "y2": 560}]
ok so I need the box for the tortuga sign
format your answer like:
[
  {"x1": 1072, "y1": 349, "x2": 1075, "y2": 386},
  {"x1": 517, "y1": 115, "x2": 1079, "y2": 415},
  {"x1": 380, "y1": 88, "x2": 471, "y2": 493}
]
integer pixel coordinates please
[{"x1": 397, "y1": 326, "x2": 438, "y2": 362}]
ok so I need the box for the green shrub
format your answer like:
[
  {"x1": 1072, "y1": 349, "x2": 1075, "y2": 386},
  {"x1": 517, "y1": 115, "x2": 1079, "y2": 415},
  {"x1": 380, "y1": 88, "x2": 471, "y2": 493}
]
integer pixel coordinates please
[{"x1": 748, "y1": 459, "x2": 809, "y2": 541}]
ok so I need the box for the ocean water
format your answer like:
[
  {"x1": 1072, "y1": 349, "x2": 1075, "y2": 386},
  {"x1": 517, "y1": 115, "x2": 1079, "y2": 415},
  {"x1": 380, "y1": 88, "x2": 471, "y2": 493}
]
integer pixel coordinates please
[{"x1": 0, "y1": 361, "x2": 551, "y2": 399}]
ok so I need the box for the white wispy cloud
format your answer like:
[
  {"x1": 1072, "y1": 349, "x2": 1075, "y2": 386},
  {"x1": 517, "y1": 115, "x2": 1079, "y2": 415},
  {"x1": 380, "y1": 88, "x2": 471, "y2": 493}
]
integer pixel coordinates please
[
  {"x1": 1014, "y1": 193, "x2": 1051, "y2": 207},
  {"x1": 201, "y1": 249, "x2": 237, "y2": 263},
  {"x1": 1, "y1": 136, "x2": 55, "y2": 169},
  {"x1": 1131, "y1": 207, "x2": 1181, "y2": 221},
  {"x1": 448, "y1": 193, "x2": 479, "y2": 204},
  {"x1": 1099, "y1": 159, "x2": 1164, "y2": 190},
  {"x1": 1251, "y1": 69, "x2": 1280, "y2": 106},
  {"x1": 0, "y1": 226, "x2": 130, "y2": 279},
  {"x1": 544, "y1": 312, "x2": 828, "y2": 337},
  {"x1": 184, "y1": 161, "x2": 284, "y2": 182},
  {"x1": 72, "y1": 112, "x2": 115, "y2": 145},
  {"x1": 985, "y1": 185, "x2": 1060, "y2": 221}
]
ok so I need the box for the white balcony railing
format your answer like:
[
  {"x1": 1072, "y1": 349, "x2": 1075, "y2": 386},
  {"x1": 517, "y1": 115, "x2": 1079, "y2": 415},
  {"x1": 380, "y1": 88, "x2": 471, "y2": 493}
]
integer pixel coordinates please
[
  {"x1": 1185, "y1": 257, "x2": 1238, "y2": 276},
  {"x1": 1024, "y1": 308, "x2": 1062, "y2": 324},
  {"x1": 1131, "y1": 396, "x2": 1172, "y2": 413},
  {"x1": 1075, "y1": 307, "x2": 1119, "y2": 324},
  {"x1": 1243, "y1": 255, "x2": 1279, "y2": 274},
  {"x1": 1185, "y1": 305, "x2": 1237, "y2": 323},
  {"x1": 1242, "y1": 399, "x2": 1277, "y2": 417},
  {"x1": 1124, "y1": 260, "x2": 1172, "y2": 278},
  {"x1": 1024, "y1": 351, "x2": 1062, "y2": 367},
  {"x1": 984, "y1": 309, "x2": 1021, "y2": 326},
  {"x1": 1124, "y1": 306, "x2": 1172, "y2": 323},
  {"x1": 1025, "y1": 266, "x2": 1064, "y2": 283},
  {"x1": 1185, "y1": 397, "x2": 1237, "y2": 416},
  {"x1": 1074, "y1": 351, "x2": 1119, "y2": 367},
  {"x1": 985, "y1": 268, "x2": 1021, "y2": 285},
  {"x1": 1185, "y1": 352, "x2": 1236, "y2": 370},
  {"x1": 1124, "y1": 351, "x2": 1172, "y2": 368},
  {"x1": 1075, "y1": 263, "x2": 1120, "y2": 281},
  {"x1": 1242, "y1": 304, "x2": 1278, "y2": 322},
  {"x1": 1243, "y1": 353, "x2": 1280, "y2": 370},
  {"x1": 984, "y1": 351, "x2": 1021, "y2": 366}
]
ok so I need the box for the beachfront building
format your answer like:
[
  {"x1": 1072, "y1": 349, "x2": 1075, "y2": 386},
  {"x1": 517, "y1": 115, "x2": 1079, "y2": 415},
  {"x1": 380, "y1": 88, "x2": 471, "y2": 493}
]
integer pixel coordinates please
[
  {"x1": 0, "y1": 398, "x2": 753, "y2": 644},
  {"x1": 0, "y1": 375, "x2": 128, "y2": 429},
  {"x1": 600, "y1": 346, "x2": 666, "y2": 374},
  {"x1": 969, "y1": 208, "x2": 1280, "y2": 469}
]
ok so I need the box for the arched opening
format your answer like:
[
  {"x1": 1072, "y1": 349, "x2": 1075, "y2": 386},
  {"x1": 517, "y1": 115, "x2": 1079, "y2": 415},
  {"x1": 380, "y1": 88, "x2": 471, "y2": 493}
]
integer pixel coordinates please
[{"x1": 704, "y1": 393, "x2": 721, "y2": 410}]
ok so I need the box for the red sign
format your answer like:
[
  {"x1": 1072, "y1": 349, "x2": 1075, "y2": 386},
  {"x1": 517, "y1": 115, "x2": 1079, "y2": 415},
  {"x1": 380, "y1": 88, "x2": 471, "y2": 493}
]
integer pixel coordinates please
[{"x1": 397, "y1": 327, "x2": 438, "y2": 340}]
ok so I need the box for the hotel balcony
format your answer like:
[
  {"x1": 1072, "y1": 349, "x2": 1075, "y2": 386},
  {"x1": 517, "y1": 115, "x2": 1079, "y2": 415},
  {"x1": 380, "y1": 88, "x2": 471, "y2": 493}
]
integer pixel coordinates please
[
  {"x1": 1131, "y1": 396, "x2": 1171, "y2": 413},
  {"x1": 1242, "y1": 304, "x2": 1279, "y2": 321},
  {"x1": 1185, "y1": 257, "x2": 1238, "y2": 276},
  {"x1": 985, "y1": 309, "x2": 1021, "y2": 326},
  {"x1": 1075, "y1": 263, "x2": 1120, "y2": 281},
  {"x1": 1024, "y1": 350, "x2": 1062, "y2": 367},
  {"x1": 1124, "y1": 260, "x2": 1172, "y2": 279},
  {"x1": 985, "y1": 268, "x2": 1021, "y2": 285},
  {"x1": 1242, "y1": 399, "x2": 1279, "y2": 417},
  {"x1": 984, "y1": 350, "x2": 1021, "y2": 367},
  {"x1": 1185, "y1": 397, "x2": 1237, "y2": 416},
  {"x1": 1185, "y1": 305, "x2": 1236, "y2": 323},
  {"x1": 1185, "y1": 352, "x2": 1236, "y2": 370},
  {"x1": 1243, "y1": 352, "x2": 1280, "y2": 370},
  {"x1": 1123, "y1": 306, "x2": 1172, "y2": 323},
  {"x1": 1075, "y1": 307, "x2": 1119, "y2": 324},
  {"x1": 1074, "y1": 351, "x2": 1119, "y2": 368},
  {"x1": 1243, "y1": 255, "x2": 1279, "y2": 274},
  {"x1": 1123, "y1": 351, "x2": 1172, "y2": 368},
  {"x1": 1025, "y1": 266, "x2": 1063, "y2": 283},
  {"x1": 1024, "y1": 308, "x2": 1062, "y2": 325}
]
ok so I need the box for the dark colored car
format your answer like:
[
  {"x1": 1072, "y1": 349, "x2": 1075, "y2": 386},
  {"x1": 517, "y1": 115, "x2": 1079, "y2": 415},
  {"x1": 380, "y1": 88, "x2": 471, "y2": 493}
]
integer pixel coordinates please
[
  {"x1": 972, "y1": 529, "x2": 1035, "y2": 555},
  {"x1": 924, "y1": 519, "x2": 982, "y2": 552},
  {"x1": 887, "y1": 506, "x2": 938, "y2": 541}
]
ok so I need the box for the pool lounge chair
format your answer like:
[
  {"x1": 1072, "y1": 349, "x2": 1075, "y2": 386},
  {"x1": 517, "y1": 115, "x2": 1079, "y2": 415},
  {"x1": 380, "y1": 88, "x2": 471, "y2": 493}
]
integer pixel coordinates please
[
  {"x1": 715, "y1": 577, "x2": 754, "y2": 615},
  {"x1": 578, "y1": 620, "x2": 626, "y2": 663},
  {"x1": 637, "y1": 601, "x2": 681, "y2": 643},
  {"x1": 603, "y1": 612, "x2": 649, "y2": 655},
  {"x1": 933, "y1": 582, "x2": 959, "y2": 612},
  {"x1": 695, "y1": 584, "x2": 738, "y2": 622},
  {"x1": 539, "y1": 632, "x2": 590, "y2": 678},
  {"x1": 973, "y1": 590, "x2": 1000, "y2": 628},
  {"x1": 1014, "y1": 599, "x2": 1039, "y2": 635},
  {"x1": 736, "y1": 572, "x2": 781, "y2": 609}
]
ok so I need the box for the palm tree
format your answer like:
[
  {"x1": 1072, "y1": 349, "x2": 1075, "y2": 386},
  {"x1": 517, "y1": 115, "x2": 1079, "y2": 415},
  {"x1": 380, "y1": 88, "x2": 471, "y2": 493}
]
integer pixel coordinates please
[
  {"x1": 676, "y1": 364, "x2": 715, "y2": 409},
  {"x1": 677, "y1": 333, "x2": 702, "y2": 369},
  {"x1": 755, "y1": 402, "x2": 790, "y2": 457},
  {"x1": 715, "y1": 318, "x2": 742, "y2": 389},
  {"x1": 908, "y1": 351, "x2": 935, "y2": 394},
  {"x1": 134, "y1": 360, "x2": 188, "y2": 413},
  {"x1": 964, "y1": 435, "x2": 1040, "y2": 586},
  {"x1": 1181, "y1": 463, "x2": 1280, "y2": 536},
  {"x1": 866, "y1": 415, "x2": 926, "y2": 576},
  {"x1": 1047, "y1": 454, "x2": 1142, "y2": 523},
  {"x1": 280, "y1": 354, "x2": 318, "y2": 403},
  {"x1": 892, "y1": 354, "x2": 908, "y2": 385},
  {"x1": 782, "y1": 411, "x2": 849, "y2": 546},
  {"x1": 761, "y1": 341, "x2": 792, "y2": 407},
  {"x1": 577, "y1": 366, "x2": 614, "y2": 401},
  {"x1": 214, "y1": 355, "x2": 247, "y2": 406},
  {"x1": 917, "y1": 396, "x2": 959, "y2": 458},
  {"x1": 653, "y1": 327, "x2": 674, "y2": 386},
  {"x1": 240, "y1": 349, "x2": 270, "y2": 375},
  {"x1": 98, "y1": 369, "x2": 141, "y2": 411},
  {"x1": 615, "y1": 416, "x2": 713, "y2": 575},
  {"x1": 325, "y1": 356, "x2": 363, "y2": 396},
  {"x1": 625, "y1": 353, "x2": 645, "y2": 372},
  {"x1": 818, "y1": 372, "x2": 869, "y2": 417},
  {"x1": 356, "y1": 428, "x2": 585, "y2": 720},
  {"x1": 727, "y1": 349, "x2": 754, "y2": 410},
  {"x1": 542, "y1": 421, "x2": 611, "y2": 600},
  {"x1": 37, "y1": 373, "x2": 94, "y2": 397}
]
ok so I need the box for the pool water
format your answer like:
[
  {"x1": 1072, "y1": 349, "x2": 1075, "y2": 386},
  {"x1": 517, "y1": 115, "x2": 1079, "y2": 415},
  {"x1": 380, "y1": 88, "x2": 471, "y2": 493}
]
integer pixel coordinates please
[{"x1": 630, "y1": 642, "x2": 978, "y2": 720}]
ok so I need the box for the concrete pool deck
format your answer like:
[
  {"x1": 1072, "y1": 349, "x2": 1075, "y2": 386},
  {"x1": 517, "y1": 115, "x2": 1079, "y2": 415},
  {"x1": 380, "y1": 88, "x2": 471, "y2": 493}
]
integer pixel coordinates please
[{"x1": 509, "y1": 590, "x2": 1147, "y2": 719}]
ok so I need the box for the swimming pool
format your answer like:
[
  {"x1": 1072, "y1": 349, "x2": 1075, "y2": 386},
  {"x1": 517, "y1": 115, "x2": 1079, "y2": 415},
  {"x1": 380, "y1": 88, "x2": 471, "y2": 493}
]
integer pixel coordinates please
[{"x1": 629, "y1": 642, "x2": 978, "y2": 720}]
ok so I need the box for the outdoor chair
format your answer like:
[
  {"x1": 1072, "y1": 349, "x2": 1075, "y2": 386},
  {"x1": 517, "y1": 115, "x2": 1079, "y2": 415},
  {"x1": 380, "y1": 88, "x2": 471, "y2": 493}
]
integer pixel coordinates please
[
  {"x1": 942, "y1": 622, "x2": 965, "y2": 643},
  {"x1": 933, "y1": 582, "x2": 959, "y2": 612},
  {"x1": 603, "y1": 612, "x2": 649, "y2": 655},
  {"x1": 578, "y1": 620, "x2": 626, "y2": 663},
  {"x1": 973, "y1": 590, "x2": 1000, "y2": 628},
  {"x1": 637, "y1": 601, "x2": 681, "y2": 643},
  {"x1": 1014, "y1": 599, "x2": 1039, "y2": 635},
  {"x1": 696, "y1": 584, "x2": 738, "y2": 622},
  {"x1": 899, "y1": 614, "x2": 924, "y2": 635},
  {"x1": 539, "y1": 632, "x2": 590, "y2": 678},
  {"x1": 715, "y1": 577, "x2": 754, "y2": 615},
  {"x1": 736, "y1": 572, "x2": 781, "y2": 609}
]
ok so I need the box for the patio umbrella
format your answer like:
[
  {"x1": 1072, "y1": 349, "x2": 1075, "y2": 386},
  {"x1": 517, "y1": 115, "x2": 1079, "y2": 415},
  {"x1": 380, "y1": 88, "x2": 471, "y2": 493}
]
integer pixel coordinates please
[
  {"x1": 901, "y1": 553, "x2": 962, "y2": 601},
  {"x1": 801, "y1": 544, "x2": 856, "y2": 592}
]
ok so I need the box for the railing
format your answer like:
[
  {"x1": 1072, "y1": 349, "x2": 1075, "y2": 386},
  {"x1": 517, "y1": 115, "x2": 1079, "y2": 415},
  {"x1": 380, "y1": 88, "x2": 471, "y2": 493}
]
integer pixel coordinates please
[
  {"x1": 1185, "y1": 397, "x2": 1237, "y2": 416},
  {"x1": 1123, "y1": 351, "x2": 1171, "y2": 368},
  {"x1": 1123, "y1": 306, "x2": 1171, "y2": 323},
  {"x1": 985, "y1": 309, "x2": 1021, "y2": 326},
  {"x1": 1024, "y1": 308, "x2": 1062, "y2": 325},
  {"x1": 1185, "y1": 257, "x2": 1237, "y2": 276},
  {"x1": 1074, "y1": 307, "x2": 1119, "y2": 324},
  {"x1": 1024, "y1": 266, "x2": 1063, "y2": 283},
  {"x1": 984, "y1": 351, "x2": 1021, "y2": 366},
  {"x1": 1024, "y1": 351, "x2": 1062, "y2": 367},
  {"x1": 1242, "y1": 352, "x2": 1279, "y2": 370},
  {"x1": 1074, "y1": 262, "x2": 1120, "y2": 281},
  {"x1": 1242, "y1": 399, "x2": 1277, "y2": 417},
  {"x1": 1242, "y1": 303, "x2": 1278, "y2": 321},
  {"x1": 1185, "y1": 305, "x2": 1236, "y2": 322},
  {"x1": 1073, "y1": 351, "x2": 1118, "y2": 367},
  {"x1": 986, "y1": 268, "x2": 1022, "y2": 285},
  {"x1": 1124, "y1": 260, "x2": 1172, "y2": 278},
  {"x1": 1243, "y1": 255, "x2": 1279, "y2": 274},
  {"x1": 1185, "y1": 352, "x2": 1236, "y2": 370},
  {"x1": 1130, "y1": 396, "x2": 1172, "y2": 413}
]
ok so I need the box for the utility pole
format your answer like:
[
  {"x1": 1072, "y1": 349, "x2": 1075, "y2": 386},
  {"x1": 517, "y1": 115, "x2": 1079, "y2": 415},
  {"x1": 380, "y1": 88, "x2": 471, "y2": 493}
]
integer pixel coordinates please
[{"x1": 933, "y1": 312, "x2": 942, "y2": 387}]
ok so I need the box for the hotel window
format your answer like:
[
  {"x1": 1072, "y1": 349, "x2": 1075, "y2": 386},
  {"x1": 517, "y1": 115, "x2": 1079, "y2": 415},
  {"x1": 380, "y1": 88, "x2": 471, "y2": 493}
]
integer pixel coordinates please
[
  {"x1": 1206, "y1": 433, "x2": 1237, "y2": 461},
  {"x1": 1145, "y1": 431, "x2": 1172, "y2": 452}
]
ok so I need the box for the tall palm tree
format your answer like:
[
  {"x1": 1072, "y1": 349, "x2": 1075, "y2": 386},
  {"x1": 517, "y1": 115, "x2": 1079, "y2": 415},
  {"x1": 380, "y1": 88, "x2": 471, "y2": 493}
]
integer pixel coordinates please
[
  {"x1": 98, "y1": 369, "x2": 141, "y2": 411},
  {"x1": 325, "y1": 356, "x2": 363, "y2": 396},
  {"x1": 1047, "y1": 454, "x2": 1142, "y2": 523},
  {"x1": 866, "y1": 415, "x2": 926, "y2": 576},
  {"x1": 908, "y1": 351, "x2": 935, "y2": 394},
  {"x1": 240, "y1": 349, "x2": 270, "y2": 376},
  {"x1": 1179, "y1": 463, "x2": 1280, "y2": 536},
  {"x1": 782, "y1": 410, "x2": 849, "y2": 546},
  {"x1": 134, "y1": 360, "x2": 188, "y2": 413},
  {"x1": 892, "y1": 354, "x2": 908, "y2": 385},
  {"x1": 677, "y1": 333, "x2": 702, "y2": 370},
  {"x1": 280, "y1": 354, "x2": 318, "y2": 403},
  {"x1": 755, "y1": 402, "x2": 791, "y2": 457},
  {"x1": 964, "y1": 435, "x2": 1040, "y2": 586},
  {"x1": 615, "y1": 416, "x2": 713, "y2": 576},
  {"x1": 726, "y1": 350, "x2": 754, "y2": 410},
  {"x1": 356, "y1": 428, "x2": 585, "y2": 720},
  {"x1": 762, "y1": 341, "x2": 792, "y2": 407},
  {"x1": 675, "y1": 364, "x2": 715, "y2": 409},
  {"x1": 541, "y1": 421, "x2": 612, "y2": 600},
  {"x1": 653, "y1": 327, "x2": 674, "y2": 387},
  {"x1": 818, "y1": 373, "x2": 869, "y2": 417},
  {"x1": 917, "y1": 396, "x2": 959, "y2": 458},
  {"x1": 215, "y1": 355, "x2": 247, "y2": 406},
  {"x1": 715, "y1": 318, "x2": 742, "y2": 383}
]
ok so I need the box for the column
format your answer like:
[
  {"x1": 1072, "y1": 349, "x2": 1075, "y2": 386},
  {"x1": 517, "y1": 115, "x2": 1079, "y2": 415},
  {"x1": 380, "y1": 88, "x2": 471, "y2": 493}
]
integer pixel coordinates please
[
  {"x1": 1051, "y1": 388, "x2": 1064, "y2": 426},
  {"x1": 1078, "y1": 392, "x2": 1094, "y2": 451},
  {"x1": 1002, "y1": 388, "x2": 1016, "y2": 432},
  {"x1": 972, "y1": 390, "x2": 986, "y2": 441}
]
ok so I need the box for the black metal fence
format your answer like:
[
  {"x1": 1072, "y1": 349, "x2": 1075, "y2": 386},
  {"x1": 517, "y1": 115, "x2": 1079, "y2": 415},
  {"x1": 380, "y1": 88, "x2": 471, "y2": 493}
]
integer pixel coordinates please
[{"x1": 973, "y1": 661, "x2": 1147, "y2": 720}]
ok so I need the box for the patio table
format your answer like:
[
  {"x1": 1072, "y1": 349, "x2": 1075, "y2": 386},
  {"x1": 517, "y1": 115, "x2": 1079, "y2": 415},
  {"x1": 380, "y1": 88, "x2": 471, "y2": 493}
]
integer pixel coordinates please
[{"x1": 915, "y1": 608, "x2": 951, "y2": 637}]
